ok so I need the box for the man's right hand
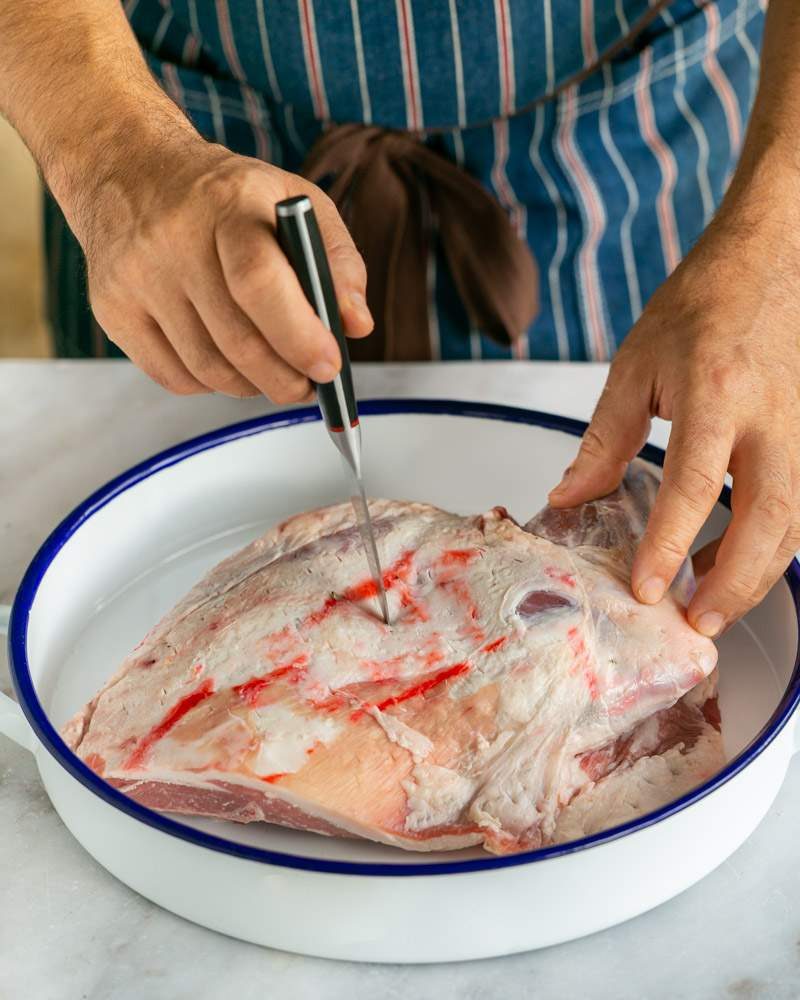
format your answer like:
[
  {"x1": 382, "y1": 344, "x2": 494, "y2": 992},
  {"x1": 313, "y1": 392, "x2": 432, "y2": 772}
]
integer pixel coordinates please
[
  {"x1": 0, "y1": 0, "x2": 372, "y2": 400},
  {"x1": 83, "y1": 141, "x2": 373, "y2": 400}
]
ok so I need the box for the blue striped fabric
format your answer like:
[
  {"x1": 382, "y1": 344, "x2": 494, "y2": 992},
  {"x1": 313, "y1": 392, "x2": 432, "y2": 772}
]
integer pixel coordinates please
[{"x1": 125, "y1": 0, "x2": 766, "y2": 362}]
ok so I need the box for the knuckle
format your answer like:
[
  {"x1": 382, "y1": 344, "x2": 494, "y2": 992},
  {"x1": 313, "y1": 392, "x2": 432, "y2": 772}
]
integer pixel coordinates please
[
  {"x1": 188, "y1": 351, "x2": 226, "y2": 384},
  {"x1": 665, "y1": 463, "x2": 720, "y2": 512},
  {"x1": 648, "y1": 532, "x2": 688, "y2": 563},
  {"x1": 226, "y1": 252, "x2": 277, "y2": 305},
  {"x1": 703, "y1": 362, "x2": 741, "y2": 400},
  {"x1": 213, "y1": 368, "x2": 258, "y2": 397},
  {"x1": 142, "y1": 365, "x2": 171, "y2": 392},
  {"x1": 312, "y1": 187, "x2": 336, "y2": 212},
  {"x1": 300, "y1": 185, "x2": 336, "y2": 217},
  {"x1": 328, "y1": 241, "x2": 366, "y2": 283},
  {"x1": 751, "y1": 489, "x2": 793, "y2": 531},
  {"x1": 88, "y1": 274, "x2": 111, "y2": 310},
  {"x1": 199, "y1": 165, "x2": 248, "y2": 208},
  {"x1": 88, "y1": 289, "x2": 120, "y2": 332},
  {"x1": 231, "y1": 384, "x2": 261, "y2": 399},
  {"x1": 170, "y1": 379, "x2": 207, "y2": 397},
  {"x1": 142, "y1": 366, "x2": 169, "y2": 391},
  {"x1": 157, "y1": 367, "x2": 205, "y2": 396},
  {"x1": 269, "y1": 375, "x2": 311, "y2": 404},
  {"x1": 141, "y1": 359, "x2": 205, "y2": 396},
  {"x1": 220, "y1": 328, "x2": 268, "y2": 369},
  {"x1": 781, "y1": 523, "x2": 800, "y2": 553},
  {"x1": 286, "y1": 340, "x2": 329, "y2": 375},
  {"x1": 579, "y1": 426, "x2": 610, "y2": 462},
  {"x1": 606, "y1": 347, "x2": 637, "y2": 382},
  {"x1": 201, "y1": 162, "x2": 273, "y2": 227},
  {"x1": 718, "y1": 569, "x2": 760, "y2": 603}
]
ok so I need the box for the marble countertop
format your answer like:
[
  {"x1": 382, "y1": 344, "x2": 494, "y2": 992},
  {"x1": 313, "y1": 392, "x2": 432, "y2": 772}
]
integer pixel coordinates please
[{"x1": 1, "y1": 359, "x2": 799, "y2": 1000}]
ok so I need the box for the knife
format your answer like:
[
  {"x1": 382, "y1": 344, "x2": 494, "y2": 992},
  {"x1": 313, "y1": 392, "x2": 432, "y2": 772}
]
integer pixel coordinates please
[{"x1": 275, "y1": 194, "x2": 390, "y2": 625}]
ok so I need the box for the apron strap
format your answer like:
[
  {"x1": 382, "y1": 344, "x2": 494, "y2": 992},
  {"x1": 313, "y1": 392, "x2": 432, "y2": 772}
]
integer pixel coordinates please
[
  {"x1": 303, "y1": 125, "x2": 538, "y2": 361},
  {"x1": 301, "y1": 0, "x2": 676, "y2": 360}
]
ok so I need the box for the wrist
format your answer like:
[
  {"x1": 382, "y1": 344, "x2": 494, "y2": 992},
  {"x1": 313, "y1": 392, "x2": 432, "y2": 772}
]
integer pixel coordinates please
[
  {"x1": 714, "y1": 129, "x2": 800, "y2": 246},
  {"x1": 44, "y1": 78, "x2": 202, "y2": 248}
]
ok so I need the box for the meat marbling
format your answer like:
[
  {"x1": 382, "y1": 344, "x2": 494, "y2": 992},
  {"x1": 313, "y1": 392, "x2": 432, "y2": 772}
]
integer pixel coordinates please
[{"x1": 63, "y1": 460, "x2": 723, "y2": 854}]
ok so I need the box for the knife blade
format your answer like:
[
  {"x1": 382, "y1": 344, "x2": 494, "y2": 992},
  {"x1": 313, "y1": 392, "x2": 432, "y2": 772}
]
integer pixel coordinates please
[
  {"x1": 275, "y1": 194, "x2": 390, "y2": 625},
  {"x1": 346, "y1": 459, "x2": 391, "y2": 626}
]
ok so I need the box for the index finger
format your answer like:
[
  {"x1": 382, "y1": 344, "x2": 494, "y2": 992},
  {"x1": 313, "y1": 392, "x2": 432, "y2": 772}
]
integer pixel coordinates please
[
  {"x1": 216, "y1": 212, "x2": 344, "y2": 384},
  {"x1": 631, "y1": 405, "x2": 734, "y2": 604},
  {"x1": 311, "y1": 191, "x2": 374, "y2": 340}
]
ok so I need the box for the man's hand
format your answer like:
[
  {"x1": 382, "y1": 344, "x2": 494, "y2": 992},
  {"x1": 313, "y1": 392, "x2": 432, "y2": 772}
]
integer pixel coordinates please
[
  {"x1": 549, "y1": 0, "x2": 800, "y2": 637},
  {"x1": 0, "y1": 0, "x2": 372, "y2": 402},
  {"x1": 549, "y1": 186, "x2": 800, "y2": 636},
  {"x1": 82, "y1": 141, "x2": 372, "y2": 400}
]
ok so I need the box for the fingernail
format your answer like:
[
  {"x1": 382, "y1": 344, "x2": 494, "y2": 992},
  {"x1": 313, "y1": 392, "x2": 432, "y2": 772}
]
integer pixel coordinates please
[
  {"x1": 308, "y1": 361, "x2": 338, "y2": 384},
  {"x1": 637, "y1": 576, "x2": 665, "y2": 604},
  {"x1": 695, "y1": 611, "x2": 725, "y2": 638}
]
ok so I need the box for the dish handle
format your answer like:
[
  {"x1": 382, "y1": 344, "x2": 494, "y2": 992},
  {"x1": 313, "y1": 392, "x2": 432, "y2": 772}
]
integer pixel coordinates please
[{"x1": 0, "y1": 605, "x2": 37, "y2": 753}]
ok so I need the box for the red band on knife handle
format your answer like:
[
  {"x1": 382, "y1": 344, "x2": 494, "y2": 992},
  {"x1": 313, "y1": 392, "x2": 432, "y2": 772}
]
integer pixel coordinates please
[{"x1": 329, "y1": 418, "x2": 361, "y2": 433}]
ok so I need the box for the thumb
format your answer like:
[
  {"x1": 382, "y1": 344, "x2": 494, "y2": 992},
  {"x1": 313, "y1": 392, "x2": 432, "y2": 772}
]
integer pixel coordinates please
[
  {"x1": 548, "y1": 364, "x2": 652, "y2": 507},
  {"x1": 309, "y1": 189, "x2": 374, "y2": 340}
]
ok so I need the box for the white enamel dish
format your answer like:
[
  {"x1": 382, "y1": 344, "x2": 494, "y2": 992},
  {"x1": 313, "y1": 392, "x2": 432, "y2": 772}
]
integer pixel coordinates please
[{"x1": 2, "y1": 400, "x2": 799, "y2": 964}]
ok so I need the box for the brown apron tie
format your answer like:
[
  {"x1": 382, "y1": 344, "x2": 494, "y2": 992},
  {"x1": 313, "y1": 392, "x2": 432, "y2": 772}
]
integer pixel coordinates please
[{"x1": 302, "y1": 125, "x2": 539, "y2": 361}]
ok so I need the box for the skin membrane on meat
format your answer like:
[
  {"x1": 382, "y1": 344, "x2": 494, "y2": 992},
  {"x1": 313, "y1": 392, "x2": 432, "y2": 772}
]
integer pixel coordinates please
[{"x1": 63, "y1": 460, "x2": 722, "y2": 855}]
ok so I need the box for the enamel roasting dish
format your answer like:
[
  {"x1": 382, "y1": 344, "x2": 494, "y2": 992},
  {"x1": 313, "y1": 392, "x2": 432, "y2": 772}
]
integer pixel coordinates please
[{"x1": 2, "y1": 399, "x2": 799, "y2": 963}]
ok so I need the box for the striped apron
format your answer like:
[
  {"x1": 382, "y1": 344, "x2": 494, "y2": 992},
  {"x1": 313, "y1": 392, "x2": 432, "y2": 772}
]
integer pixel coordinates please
[{"x1": 45, "y1": 0, "x2": 765, "y2": 362}]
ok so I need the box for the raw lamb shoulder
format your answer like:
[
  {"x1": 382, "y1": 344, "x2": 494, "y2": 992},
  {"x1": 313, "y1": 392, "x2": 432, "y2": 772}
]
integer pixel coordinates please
[{"x1": 63, "y1": 460, "x2": 723, "y2": 855}]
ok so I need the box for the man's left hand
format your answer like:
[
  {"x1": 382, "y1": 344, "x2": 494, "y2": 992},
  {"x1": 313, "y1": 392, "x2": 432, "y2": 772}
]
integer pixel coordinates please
[{"x1": 548, "y1": 195, "x2": 800, "y2": 637}]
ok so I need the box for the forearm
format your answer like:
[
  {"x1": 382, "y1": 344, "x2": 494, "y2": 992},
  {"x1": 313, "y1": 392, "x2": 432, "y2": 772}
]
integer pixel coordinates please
[
  {"x1": 0, "y1": 0, "x2": 197, "y2": 242},
  {"x1": 720, "y1": 0, "x2": 800, "y2": 227}
]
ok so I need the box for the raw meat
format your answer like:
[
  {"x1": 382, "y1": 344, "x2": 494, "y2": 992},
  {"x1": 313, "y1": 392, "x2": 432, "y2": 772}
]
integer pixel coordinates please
[{"x1": 63, "y1": 460, "x2": 723, "y2": 854}]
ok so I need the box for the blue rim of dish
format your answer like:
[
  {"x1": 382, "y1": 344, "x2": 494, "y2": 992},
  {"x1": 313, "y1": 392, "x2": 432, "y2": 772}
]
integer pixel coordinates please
[{"x1": 8, "y1": 398, "x2": 800, "y2": 877}]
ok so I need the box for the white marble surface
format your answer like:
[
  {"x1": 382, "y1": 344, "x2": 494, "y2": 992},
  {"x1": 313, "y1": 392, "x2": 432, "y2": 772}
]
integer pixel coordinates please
[{"x1": 1, "y1": 359, "x2": 799, "y2": 999}]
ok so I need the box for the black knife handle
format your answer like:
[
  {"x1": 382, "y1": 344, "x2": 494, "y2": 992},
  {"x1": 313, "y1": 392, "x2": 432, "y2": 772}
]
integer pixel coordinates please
[{"x1": 275, "y1": 195, "x2": 358, "y2": 432}]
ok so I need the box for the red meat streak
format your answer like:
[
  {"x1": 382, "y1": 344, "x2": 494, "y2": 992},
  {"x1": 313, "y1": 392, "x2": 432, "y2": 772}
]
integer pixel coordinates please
[
  {"x1": 441, "y1": 578, "x2": 483, "y2": 642},
  {"x1": 123, "y1": 678, "x2": 216, "y2": 769},
  {"x1": 254, "y1": 548, "x2": 479, "y2": 722},
  {"x1": 311, "y1": 692, "x2": 348, "y2": 714},
  {"x1": 360, "y1": 642, "x2": 445, "y2": 682},
  {"x1": 233, "y1": 655, "x2": 309, "y2": 707},
  {"x1": 437, "y1": 550, "x2": 486, "y2": 644},
  {"x1": 567, "y1": 626, "x2": 599, "y2": 700},
  {"x1": 482, "y1": 636, "x2": 508, "y2": 654},
  {"x1": 304, "y1": 550, "x2": 418, "y2": 628},
  {"x1": 440, "y1": 548, "x2": 479, "y2": 565},
  {"x1": 360, "y1": 653, "x2": 408, "y2": 682},
  {"x1": 422, "y1": 648, "x2": 445, "y2": 668},
  {"x1": 301, "y1": 547, "x2": 480, "y2": 635},
  {"x1": 351, "y1": 661, "x2": 470, "y2": 720},
  {"x1": 402, "y1": 821, "x2": 484, "y2": 842},
  {"x1": 545, "y1": 567, "x2": 576, "y2": 588},
  {"x1": 609, "y1": 688, "x2": 641, "y2": 716},
  {"x1": 83, "y1": 753, "x2": 106, "y2": 776},
  {"x1": 433, "y1": 549, "x2": 482, "y2": 639},
  {"x1": 384, "y1": 550, "x2": 429, "y2": 621}
]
